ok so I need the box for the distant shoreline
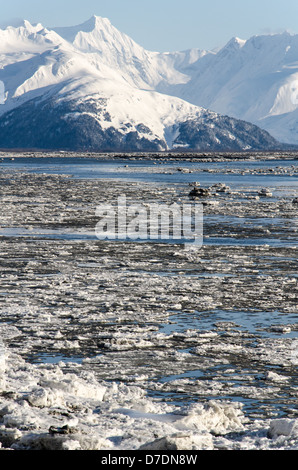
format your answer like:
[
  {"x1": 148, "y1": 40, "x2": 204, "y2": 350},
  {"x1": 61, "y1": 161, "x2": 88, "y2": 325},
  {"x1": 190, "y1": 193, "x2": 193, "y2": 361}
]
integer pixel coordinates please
[{"x1": 1, "y1": 150, "x2": 298, "y2": 162}]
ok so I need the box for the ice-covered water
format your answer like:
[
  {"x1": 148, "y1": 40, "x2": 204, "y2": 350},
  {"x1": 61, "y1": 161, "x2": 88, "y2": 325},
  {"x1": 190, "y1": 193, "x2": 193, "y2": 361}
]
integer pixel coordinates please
[
  {"x1": 0, "y1": 152, "x2": 297, "y2": 450},
  {"x1": 1, "y1": 154, "x2": 298, "y2": 187}
]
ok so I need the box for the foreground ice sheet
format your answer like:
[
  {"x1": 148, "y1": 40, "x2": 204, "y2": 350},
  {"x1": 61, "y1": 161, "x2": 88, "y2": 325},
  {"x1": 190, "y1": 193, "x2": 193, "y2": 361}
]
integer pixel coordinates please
[
  {"x1": 0, "y1": 155, "x2": 297, "y2": 450},
  {"x1": 0, "y1": 349, "x2": 297, "y2": 451}
]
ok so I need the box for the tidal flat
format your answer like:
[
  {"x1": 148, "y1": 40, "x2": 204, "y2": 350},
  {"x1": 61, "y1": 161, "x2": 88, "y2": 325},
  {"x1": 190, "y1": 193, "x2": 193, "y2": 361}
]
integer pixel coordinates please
[{"x1": 0, "y1": 152, "x2": 297, "y2": 450}]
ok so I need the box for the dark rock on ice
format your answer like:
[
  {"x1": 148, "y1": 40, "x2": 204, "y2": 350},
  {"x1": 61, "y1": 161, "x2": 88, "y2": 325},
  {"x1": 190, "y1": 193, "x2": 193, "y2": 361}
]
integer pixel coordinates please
[
  {"x1": 189, "y1": 187, "x2": 211, "y2": 198},
  {"x1": 258, "y1": 188, "x2": 273, "y2": 197},
  {"x1": 211, "y1": 183, "x2": 231, "y2": 193},
  {"x1": 49, "y1": 425, "x2": 78, "y2": 435}
]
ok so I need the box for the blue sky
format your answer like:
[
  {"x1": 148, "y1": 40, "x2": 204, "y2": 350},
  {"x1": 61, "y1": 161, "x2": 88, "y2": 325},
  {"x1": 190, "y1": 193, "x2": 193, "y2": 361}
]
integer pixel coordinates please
[{"x1": 2, "y1": 0, "x2": 298, "y2": 51}]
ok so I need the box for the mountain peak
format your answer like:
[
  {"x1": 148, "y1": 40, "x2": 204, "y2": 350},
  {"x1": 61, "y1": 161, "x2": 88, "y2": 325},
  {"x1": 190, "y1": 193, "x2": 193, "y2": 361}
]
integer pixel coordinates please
[
  {"x1": 0, "y1": 18, "x2": 63, "y2": 54},
  {"x1": 2, "y1": 19, "x2": 45, "y2": 33},
  {"x1": 92, "y1": 15, "x2": 112, "y2": 26},
  {"x1": 23, "y1": 19, "x2": 37, "y2": 30},
  {"x1": 222, "y1": 36, "x2": 246, "y2": 52},
  {"x1": 76, "y1": 15, "x2": 112, "y2": 31},
  {"x1": 52, "y1": 15, "x2": 112, "y2": 44}
]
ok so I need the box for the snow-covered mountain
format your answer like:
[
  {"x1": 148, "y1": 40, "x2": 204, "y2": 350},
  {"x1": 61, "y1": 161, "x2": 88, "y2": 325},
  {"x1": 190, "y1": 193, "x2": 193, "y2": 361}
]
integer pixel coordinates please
[
  {"x1": 159, "y1": 33, "x2": 298, "y2": 145},
  {"x1": 0, "y1": 17, "x2": 282, "y2": 151},
  {"x1": 53, "y1": 16, "x2": 207, "y2": 91}
]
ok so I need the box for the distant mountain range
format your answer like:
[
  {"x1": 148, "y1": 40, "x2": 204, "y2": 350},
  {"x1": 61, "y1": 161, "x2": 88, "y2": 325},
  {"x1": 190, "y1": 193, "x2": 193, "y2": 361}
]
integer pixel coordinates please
[{"x1": 0, "y1": 16, "x2": 296, "y2": 152}]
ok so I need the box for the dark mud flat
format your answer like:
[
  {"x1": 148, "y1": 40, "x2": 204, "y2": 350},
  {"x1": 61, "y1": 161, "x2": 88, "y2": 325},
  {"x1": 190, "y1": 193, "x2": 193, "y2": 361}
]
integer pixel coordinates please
[{"x1": 0, "y1": 156, "x2": 297, "y2": 451}]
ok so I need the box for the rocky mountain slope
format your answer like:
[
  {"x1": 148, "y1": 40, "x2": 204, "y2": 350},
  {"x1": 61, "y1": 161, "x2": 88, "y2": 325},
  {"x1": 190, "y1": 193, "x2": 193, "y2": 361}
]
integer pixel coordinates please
[{"x1": 0, "y1": 17, "x2": 283, "y2": 151}]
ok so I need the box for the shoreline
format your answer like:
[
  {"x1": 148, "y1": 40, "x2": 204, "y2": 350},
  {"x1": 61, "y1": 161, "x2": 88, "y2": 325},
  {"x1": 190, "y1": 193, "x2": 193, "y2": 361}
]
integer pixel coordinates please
[{"x1": 1, "y1": 150, "x2": 298, "y2": 162}]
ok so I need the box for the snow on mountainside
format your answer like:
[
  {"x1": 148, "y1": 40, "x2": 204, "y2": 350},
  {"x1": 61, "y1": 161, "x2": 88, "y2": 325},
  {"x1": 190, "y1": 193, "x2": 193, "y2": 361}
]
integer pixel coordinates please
[
  {"x1": 54, "y1": 16, "x2": 191, "y2": 91},
  {"x1": 0, "y1": 17, "x2": 282, "y2": 151},
  {"x1": 0, "y1": 20, "x2": 63, "y2": 54},
  {"x1": 161, "y1": 32, "x2": 298, "y2": 145}
]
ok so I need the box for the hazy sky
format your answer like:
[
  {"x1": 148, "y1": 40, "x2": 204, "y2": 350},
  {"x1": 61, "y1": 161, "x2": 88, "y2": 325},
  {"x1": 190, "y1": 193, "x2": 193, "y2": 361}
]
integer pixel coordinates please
[{"x1": 1, "y1": 0, "x2": 298, "y2": 51}]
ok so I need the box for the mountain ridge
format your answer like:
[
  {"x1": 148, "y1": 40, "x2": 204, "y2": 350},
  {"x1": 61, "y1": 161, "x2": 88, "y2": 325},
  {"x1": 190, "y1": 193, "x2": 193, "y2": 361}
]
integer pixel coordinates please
[
  {"x1": 159, "y1": 30, "x2": 298, "y2": 144},
  {"x1": 0, "y1": 16, "x2": 291, "y2": 152}
]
